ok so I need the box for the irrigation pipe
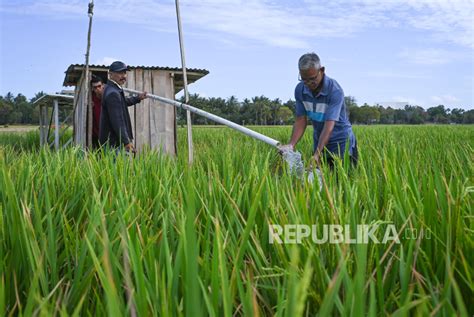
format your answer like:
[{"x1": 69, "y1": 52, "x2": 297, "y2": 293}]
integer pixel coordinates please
[
  {"x1": 175, "y1": 0, "x2": 194, "y2": 164},
  {"x1": 123, "y1": 88, "x2": 281, "y2": 148},
  {"x1": 124, "y1": 88, "x2": 323, "y2": 188}
]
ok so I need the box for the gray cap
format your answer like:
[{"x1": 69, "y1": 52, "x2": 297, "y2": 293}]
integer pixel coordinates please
[{"x1": 109, "y1": 61, "x2": 128, "y2": 72}]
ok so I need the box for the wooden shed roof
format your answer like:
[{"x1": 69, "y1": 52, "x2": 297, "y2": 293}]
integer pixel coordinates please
[
  {"x1": 32, "y1": 93, "x2": 74, "y2": 108},
  {"x1": 63, "y1": 64, "x2": 209, "y2": 93}
]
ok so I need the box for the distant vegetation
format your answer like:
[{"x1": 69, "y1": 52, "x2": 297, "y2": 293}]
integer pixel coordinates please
[
  {"x1": 1, "y1": 91, "x2": 473, "y2": 126},
  {"x1": 176, "y1": 94, "x2": 474, "y2": 125},
  {"x1": 0, "y1": 92, "x2": 45, "y2": 125}
]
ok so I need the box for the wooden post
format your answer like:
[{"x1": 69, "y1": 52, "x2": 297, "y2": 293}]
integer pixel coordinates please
[
  {"x1": 41, "y1": 105, "x2": 48, "y2": 146},
  {"x1": 85, "y1": 1, "x2": 94, "y2": 149},
  {"x1": 87, "y1": 71, "x2": 92, "y2": 148},
  {"x1": 76, "y1": 76, "x2": 86, "y2": 147},
  {"x1": 39, "y1": 105, "x2": 44, "y2": 146},
  {"x1": 54, "y1": 99, "x2": 59, "y2": 150}
]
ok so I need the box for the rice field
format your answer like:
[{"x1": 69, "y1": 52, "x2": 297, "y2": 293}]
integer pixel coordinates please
[{"x1": 0, "y1": 125, "x2": 473, "y2": 316}]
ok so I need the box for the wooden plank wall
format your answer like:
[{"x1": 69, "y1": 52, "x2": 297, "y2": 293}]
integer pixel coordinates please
[
  {"x1": 151, "y1": 71, "x2": 176, "y2": 155},
  {"x1": 143, "y1": 70, "x2": 153, "y2": 149},
  {"x1": 126, "y1": 70, "x2": 137, "y2": 147},
  {"x1": 125, "y1": 69, "x2": 176, "y2": 155},
  {"x1": 73, "y1": 73, "x2": 86, "y2": 147},
  {"x1": 71, "y1": 69, "x2": 176, "y2": 154}
]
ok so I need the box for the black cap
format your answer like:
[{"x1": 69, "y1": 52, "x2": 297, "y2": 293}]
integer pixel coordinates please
[{"x1": 109, "y1": 61, "x2": 128, "y2": 72}]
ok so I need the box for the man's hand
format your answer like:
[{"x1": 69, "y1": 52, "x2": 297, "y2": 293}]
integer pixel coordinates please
[
  {"x1": 312, "y1": 150, "x2": 322, "y2": 168},
  {"x1": 278, "y1": 144, "x2": 294, "y2": 154},
  {"x1": 138, "y1": 92, "x2": 148, "y2": 100},
  {"x1": 125, "y1": 143, "x2": 136, "y2": 153}
]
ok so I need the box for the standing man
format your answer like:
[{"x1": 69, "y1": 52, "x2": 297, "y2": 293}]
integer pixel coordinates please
[
  {"x1": 99, "y1": 61, "x2": 147, "y2": 153},
  {"x1": 281, "y1": 52, "x2": 357, "y2": 168},
  {"x1": 90, "y1": 75, "x2": 105, "y2": 148}
]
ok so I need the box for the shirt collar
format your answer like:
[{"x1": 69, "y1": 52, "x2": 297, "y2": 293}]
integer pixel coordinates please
[
  {"x1": 108, "y1": 79, "x2": 122, "y2": 90},
  {"x1": 302, "y1": 74, "x2": 329, "y2": 97}
]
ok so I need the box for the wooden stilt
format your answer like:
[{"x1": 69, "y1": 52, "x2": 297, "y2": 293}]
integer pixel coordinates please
[{"x1": 54, "y1": 99, "x2": 59, "y2": 150}]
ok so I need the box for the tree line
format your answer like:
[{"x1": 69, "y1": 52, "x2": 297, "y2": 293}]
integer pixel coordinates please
[
  {"x1": 176, "y1": 94, "x2": 473, "y2": 125},
  {"x1": 1, "y1": 91, "x2": 473, "y2": 126},
  {"x1": 0, "y1": 92, "x2": 45, "y2": 125},
  {"x1": 344, "y1": 96, "x2": 474, "y2": 125}
]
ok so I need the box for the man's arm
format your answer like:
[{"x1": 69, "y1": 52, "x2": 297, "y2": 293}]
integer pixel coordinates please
[
  {"x1": 313, "y1": 85, "x2": 344, "y2": 165},
  {"x1": 125, "y1": 92, "x2": 147, "y2": 107},
  {"x1": 313, "y1": 120, "x2": 335, "y2": 165},
  {"x1": 288, "y1": 116, "x2": 307, "y2": 148},
  {"x1": 105, "y1": 92, "x2": 131, "y2": 145},
  {"x1": 280, "y1": 84, "x2": 307, "y2": 151}
]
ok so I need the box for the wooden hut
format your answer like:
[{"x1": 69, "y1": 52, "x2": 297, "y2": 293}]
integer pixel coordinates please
[
  {"x1": 33, "y1": 92, "x2": 74, "y2": 150},
  {"x1": 63, "y1": 64, "x2": 209, "y2": 155}
]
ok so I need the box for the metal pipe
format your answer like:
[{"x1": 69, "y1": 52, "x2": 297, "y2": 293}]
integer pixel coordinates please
[
  {"x1": 123, "y1": 88, "x2": 281, "y2": 148},
  {"x1": 175, "y1": 0, "x2": 194, "y2": 164}
]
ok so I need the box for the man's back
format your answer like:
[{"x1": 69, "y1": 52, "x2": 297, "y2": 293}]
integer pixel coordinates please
[{"x1": 99, "y1": 82, "x2": 133, "y2": 147}]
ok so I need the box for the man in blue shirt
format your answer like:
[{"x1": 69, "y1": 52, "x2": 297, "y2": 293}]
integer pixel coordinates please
[{"x1": 281, "y1": 53, "x2": 358, "y2": 168}]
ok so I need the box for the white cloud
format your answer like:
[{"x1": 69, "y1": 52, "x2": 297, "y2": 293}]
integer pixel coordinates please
[
  {"x1": 303, "y1": 0, "x2": 474, "y2": 47},
  {"x1": 431, "y1": 94, "x2": 460, "y2": 104},
  {"x1": 95, "y1": 57, "x2": 121, "y2": 66},
  {"x1": 377, "y1": 95, "x2": 465, "y2": 109},
  {"x1": 398, "y1": 48, "x2": 461, "y2": 65},
  {"x1": 376, "y1": 101, "x2": 412, "y2": 109},
  {"x1": 391, "y1": 95, "x2": 420, "y2": 106},
  {"x1": 404, "y1": 0, "x2": 474, "y2": 48},
  {"x1": 1, "y1": 0, "x2": 473, "y2": 49},
  {"x1": 366, "y1": 71, "x2": 429, "y2": 79}
]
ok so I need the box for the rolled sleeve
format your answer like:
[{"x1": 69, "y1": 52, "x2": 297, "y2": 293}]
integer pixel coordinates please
[
  {"x1": 126, "y1": 95, "x2": 141, "y2": 107},
  {"x1": 294, "y1": 84, "x2": 307, "y2": 117}
]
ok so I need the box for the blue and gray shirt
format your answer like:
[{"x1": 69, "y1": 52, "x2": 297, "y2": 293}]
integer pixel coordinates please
[{"x1": 295, "y1": 75, "x2": 356, "y2": 155}]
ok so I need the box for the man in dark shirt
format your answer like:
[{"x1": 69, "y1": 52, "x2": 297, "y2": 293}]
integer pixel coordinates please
[
  {"x1": 90, "y1": 75, "x2": 105, "y2": 148},
  {"x1": 99, "y1": 61, "x2": 147, "y2": 152}
]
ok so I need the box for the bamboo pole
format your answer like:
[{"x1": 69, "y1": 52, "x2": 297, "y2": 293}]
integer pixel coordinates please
[
  {"x1": 175, "y1": 0, "x2": 194, "y2": 164},
  {"x1": 84, "y1": 0, "x2": 94, "y2": 149}
]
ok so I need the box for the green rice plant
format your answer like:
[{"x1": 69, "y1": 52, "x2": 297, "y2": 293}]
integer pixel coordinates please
[{"x1": 0, "y1": 125, "x2": 472, "y2": 316}]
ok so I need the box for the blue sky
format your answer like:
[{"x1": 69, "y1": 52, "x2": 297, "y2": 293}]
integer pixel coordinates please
[{"x1": 1, "y1": 0, "x2": 473, "y2": 110}]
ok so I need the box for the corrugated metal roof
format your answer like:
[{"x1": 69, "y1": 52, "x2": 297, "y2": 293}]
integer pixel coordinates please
[
  {"x1": 63, "y1": 64, "x2": 209, "y2": 90},
  {"x1": 32, "y1": 93, "x2": 74, "y2": 108}
]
